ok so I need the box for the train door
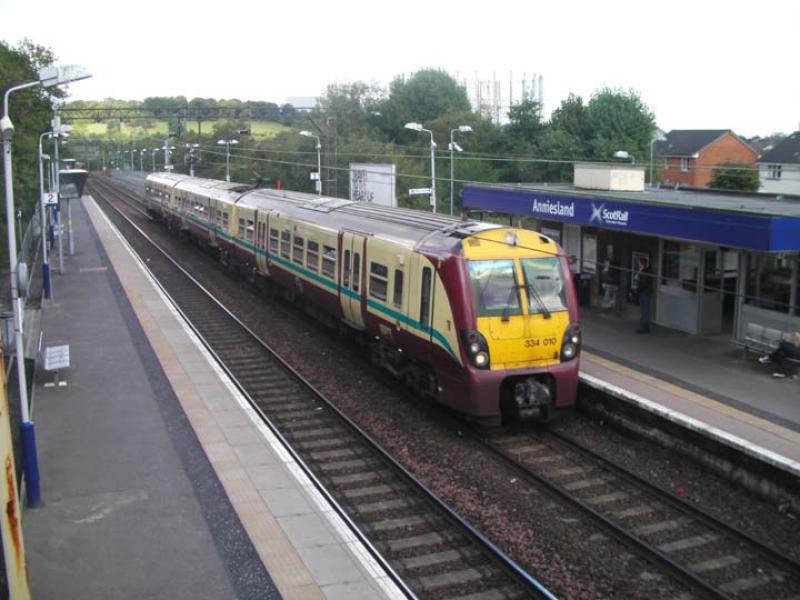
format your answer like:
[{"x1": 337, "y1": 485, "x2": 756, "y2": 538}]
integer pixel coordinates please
[
  {"x1": 254, "y1": 210, "x2": 268, "y2": 272},
  {"x1": 411, "y1": 253, "x2": 435, "y2": 343},
  {"x1": 340, "y1": 231, "x2": 366, "y2": 329}
]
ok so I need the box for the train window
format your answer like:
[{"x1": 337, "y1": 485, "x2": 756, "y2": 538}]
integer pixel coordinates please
[
  {"x1": 468, "y1": 260, "x2": 521, "y2": 318},
  {"x1": 270, "y1": 228, "x2": 279, "y2": 252},
  {"x1": 238, "y1": 218, "x2": 246, "y2": 239},
  {"x1": 222, "y1": 212, "x2": 229, "y2": 229},
  {"x1": 307, "y1": 241, "x2": 319, "y2": 272},
  {"x1": 293, "y1": 236, "x2": 305, "y2": 265},
  {"x1": 322, "y1": 245, "x2": 336, "y2": 279},
  {"x1": 353, "y1": 253, "x2": 361, "y2": 293},
  {"x1": 420, "y1": 267, "x2": 432, "y2": 327},
  {"x1": 246, "y1": 220, "x2": 255, "y2": 242},
  {"x1": 281, "y1": 230, "x2": 291, "y2": 259},
  {"x1": 343, "y1": 250, "x2": 351, "y2": 287},
  {"x1": 369, "y1": 262, "x2": 388, "y2": 301},
  {"x1": 520, "y1": 257, "x2": 568, "y2": 315},
  {"x1": 393, "y1": 269, "x2": 404, "y2": 308}
]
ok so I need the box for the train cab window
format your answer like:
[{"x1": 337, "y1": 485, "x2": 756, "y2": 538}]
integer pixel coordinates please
[
  {"x1": 393, "y1": 269, "x2": 404, "y2": 308},
  {"x1": 353, "y1": 253, "x2": 361, "y2": 293},
  {"x1": 307, "y1": 241, "x2": 319, "y2": 272},
  {"x1": 270, "y1": 228, "x2": 279, "y2": 253},
  {"x1": 293, "y1": 236, "x2": 305, "y2": 265},
  {"x1": 343, "y1": 250, "x2": 351, "y2": 287},
  {"x1": 238, "y1": 218, "x2": 246, "y2": 239},
  {"x1": 420, "y1": 267, "x2": 432, "y2": 327},
  {"x1": 369, "y1": 262, "x2": 388, "y2": 301},
  {"x1": 520, "y1": 257, "x2": 568, "y2": 314},
  {"x1": 246, "y1": 219, "x2": 255, "y2": 242},
  {"x1": 468, "y1": 260, "x2": 521, "y2": 317},
  {"x1": 280, "y1": 230, "x2": 291, "y2": 259},
  {"x1": 322, "y1": 245, "x2": 336, "y2": 279}
]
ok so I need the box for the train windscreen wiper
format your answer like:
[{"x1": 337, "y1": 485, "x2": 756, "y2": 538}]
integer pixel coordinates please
[{"x1": 521, "y1": 276, "x2": 552, "y2": 319}]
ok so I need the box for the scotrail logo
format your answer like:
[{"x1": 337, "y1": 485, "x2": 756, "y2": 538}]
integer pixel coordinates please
[{"x1": 590, "y1": 202, "x2": 629, "y2": 227}]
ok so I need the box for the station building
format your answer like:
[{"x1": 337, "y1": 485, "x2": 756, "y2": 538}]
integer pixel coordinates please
[{"x1": 463, "y1": 163, "x2": 800, "y2": 341}]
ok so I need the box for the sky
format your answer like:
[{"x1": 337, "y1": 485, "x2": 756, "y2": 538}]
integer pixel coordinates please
[{"x1": 1, "y1": 0, "x2": 798, "y2": 138}]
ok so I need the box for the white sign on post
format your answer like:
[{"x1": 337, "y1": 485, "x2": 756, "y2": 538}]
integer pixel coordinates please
[
  {"x1": 408, "y1": 188, "x2": 432, "y2": 196},
  {"x1": 44, "y1": 345, "x2": 70, "y2": 371},
  {"x1": 42, "y1": 192, "x2": 57, "y2": 206}
]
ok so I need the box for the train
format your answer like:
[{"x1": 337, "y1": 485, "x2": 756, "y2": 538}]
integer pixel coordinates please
[{"x1": 143, "y1": 172, "x2": 581, "y2": 423}]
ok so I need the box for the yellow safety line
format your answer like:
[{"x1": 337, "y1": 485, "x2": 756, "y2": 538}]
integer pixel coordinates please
[{"x1": 582, "y1": 351, "x2": 800, "y2": 445}]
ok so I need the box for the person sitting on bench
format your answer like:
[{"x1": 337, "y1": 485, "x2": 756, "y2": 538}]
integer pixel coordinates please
[{"x1": 759, "y1": 331, "x2": 800, "y2": 378}]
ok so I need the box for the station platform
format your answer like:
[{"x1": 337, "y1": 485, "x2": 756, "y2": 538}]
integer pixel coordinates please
[
  {"x1": 24, "y1": 195, "x2": 400, "y2": 599},
  {"x1": 579, "y1": 307, "x2": 800, "y2": 473}
]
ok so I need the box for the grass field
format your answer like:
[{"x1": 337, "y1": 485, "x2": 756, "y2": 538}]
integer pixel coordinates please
[{"x1": 68, "y1": 119, "x2": 290, "y2": 140}]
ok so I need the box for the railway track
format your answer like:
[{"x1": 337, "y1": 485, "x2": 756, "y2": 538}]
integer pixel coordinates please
[
  {"x1": 86, "y1": 176, "x2": 553, "y2": 599},
  {"x1": 483, "y1": 428, "x2": 800, "y2": 599}
]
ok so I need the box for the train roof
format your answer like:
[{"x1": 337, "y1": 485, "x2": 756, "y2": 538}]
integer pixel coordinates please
[{"x1": 237, "y1": 186, "x2": 500, "y2": 253}]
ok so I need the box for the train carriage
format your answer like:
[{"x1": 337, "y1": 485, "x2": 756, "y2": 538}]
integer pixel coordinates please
[{"x1": 145, "y1": 173, "x2": 581, "y2": 422}]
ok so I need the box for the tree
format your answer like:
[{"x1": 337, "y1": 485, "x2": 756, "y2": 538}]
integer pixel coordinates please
[
  {"x1": 379, "y1": 69, "x2": 471, "y2": 140},
  {"x1": 584, "y1": 88, "x2": 655, "y2": 161},
  {"x1": 709, "y1": 162, "x2": 760, "y2": 192},
  {"x1": 0, "y1": 40, "x2": 60, "y2": 262}
]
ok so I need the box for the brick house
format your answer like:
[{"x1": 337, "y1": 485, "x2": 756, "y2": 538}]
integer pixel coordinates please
[{"x1": 655, "y1": 130, "x2": 758, "y2": 188}]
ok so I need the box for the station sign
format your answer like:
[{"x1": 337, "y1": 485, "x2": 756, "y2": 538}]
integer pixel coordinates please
[
  {"x1": 44, "y1": 345, "x2": 70, "y2": 371},
  {"x1": 409, "y1": 188, "x2": 432, "y2": 196},
  {"x1": 42, "y1": 192, "x2": 57, "y2": 206}
]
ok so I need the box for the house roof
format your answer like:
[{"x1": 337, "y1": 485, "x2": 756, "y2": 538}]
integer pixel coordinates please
[
  {"x1": 655, "y1": 129, "x2": 732, "y2": 157},
  {"x1": 756, "y1": 131, "x2": 800, "y2": 165}
]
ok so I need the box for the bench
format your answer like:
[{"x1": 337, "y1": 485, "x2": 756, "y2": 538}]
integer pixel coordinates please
[{"x1": 743, "y1": 323, "x2": 800, "y2": 375}]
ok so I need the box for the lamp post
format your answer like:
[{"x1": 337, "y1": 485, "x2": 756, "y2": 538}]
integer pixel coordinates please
[
  {"x1": 649, "y1": 132, "x2": 667, "y2": 186},
  {"x1": 151, "y1": 148, "x2": 157, "y2": 172},
  {"x1": 217, "y1": 139, "x2": 238, "y2": 182},
  {"x1": 38, "y1": 125, "x2": 70, "y2": 299},
  {"x1": 138, "y1": 148, "x2": 146, "y2": 172},
  {"x1": 404, "y1": 122, "x2": 437, "y2": 213},
  {"x1": 2, "y1": 64, "x2": 91, "y2": 522},
  {"x1": 449, "y1": 125, "x2": 472, "y2": 215},
  {"x1": 185, "y1": 143, "x2": 199, "y2": 176},
  {"x1": 299, "y1": 131, "x2": 322, "y2": 195}
]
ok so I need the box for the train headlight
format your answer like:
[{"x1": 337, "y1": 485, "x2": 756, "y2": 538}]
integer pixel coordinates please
[
  {"x1": 560, "y1": 323, "x2": 581, "y2": 362},
  {"x1": 461, "y1": 329, "x2": 490, "y2": 369}
]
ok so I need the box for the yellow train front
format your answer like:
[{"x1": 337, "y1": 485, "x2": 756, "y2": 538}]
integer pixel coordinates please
[{"x1": 445, "y1": 227, "x2": 581, "y2": 422}]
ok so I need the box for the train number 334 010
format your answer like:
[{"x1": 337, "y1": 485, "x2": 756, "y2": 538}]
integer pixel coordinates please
[{"x1": 524, "y1": 337, "x2": 557, "y2": 348}]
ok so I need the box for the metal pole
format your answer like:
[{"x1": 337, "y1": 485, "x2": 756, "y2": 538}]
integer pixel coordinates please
[
  {"x1": 3, "y1": 81, "x2": 42, "y2": 510},
  {"x1": 53, "y1": 125, "x2": 64, "y2": 274},
  {"x1": 429, "y1": 131, "x2": 436, "y2": 214},
  {"x1": 316, "y1": 142, "x2": 321, "y2": 195},
  {"x1": 649, "y1": 138, "x2": 655, "y2": 185},
  {"x1": 38, "y1": 133, "x2": 52, "y2": 298},
  {"x1": 225, "y1": 142, "x2": 230, "y2": 182},
  {"x1": 139, "y1": 150, "x2": 143, "y2": 172},
  {"x1": 67, "y1": 198, "x2": 73, "y2": 255},
  {"x1": 152, "y1": 150, "x2": 156, "y2": 172},
  {"x1": 450, "y1": 131, "x2": 455, "y2": 216}
]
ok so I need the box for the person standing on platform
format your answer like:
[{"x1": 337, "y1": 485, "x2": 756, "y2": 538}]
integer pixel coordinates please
[
  {"x1": 636, "y1": 258, "x2": 653, "y2": 334},
  {"x1": 759, "y1": 331, "x2": 800, "y2": 378}
]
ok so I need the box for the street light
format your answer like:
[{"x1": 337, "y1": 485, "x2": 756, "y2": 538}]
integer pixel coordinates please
[
  {"x1": 184, "y1": 143, "x2": 199, "y2": 177},
  {"x1": 38, "y1": 124, "x2": 70, "y2": 299},
  {"x1": 649, "y1": 132, "x2": 667, "y2": 186},
  {"x1": 2, "y1": 63, "x2": 91, "y2": 516},
  {"x1": 139, "y1": 148, "x2": 147, "y2": 172},
  {"x1": 449, "y1": 125, "x2": 472, "y2": 215},
  {"x1": 299, "y1": 130, "x2": 322, "y2": 195},
  {"x1": 405, "y1": 122, "x2": 437, "y2": 213},
  {"x1": 613, "y1": 150, "x2": 634, "y2": 163},
  {"x1": 151, "y1": 148, "x2": 157, "y2": 172},
  {"x1": 217, "y1": 139, "x2": 238, "y2": 182}
]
